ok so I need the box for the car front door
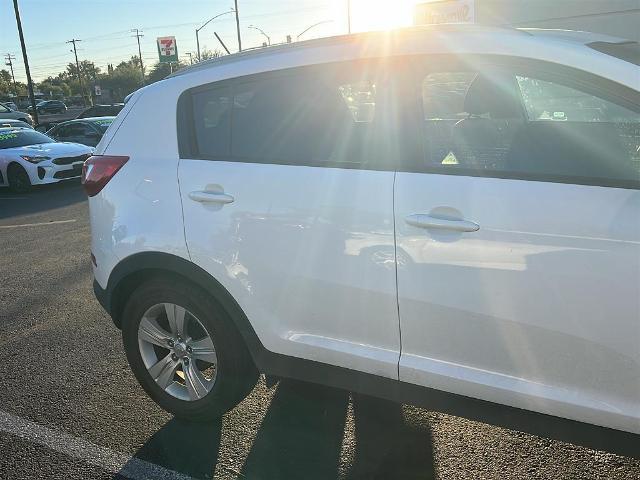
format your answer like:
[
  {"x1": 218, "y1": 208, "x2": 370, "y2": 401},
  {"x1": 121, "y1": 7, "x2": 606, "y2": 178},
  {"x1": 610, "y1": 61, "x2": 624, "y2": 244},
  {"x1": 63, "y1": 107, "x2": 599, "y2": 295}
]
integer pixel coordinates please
[
  {"x1": 178, "y1": 61, "x2": 407, "y2": 378},
  {"x1": 395, "y1": 57, "x2": 640, "y2": 433}
]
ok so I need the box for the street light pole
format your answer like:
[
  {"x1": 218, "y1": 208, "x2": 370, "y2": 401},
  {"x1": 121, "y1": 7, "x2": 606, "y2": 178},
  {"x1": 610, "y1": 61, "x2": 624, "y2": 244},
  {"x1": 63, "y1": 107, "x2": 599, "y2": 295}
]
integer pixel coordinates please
[
  {"x1": 234, "y1": 0, "x2": 242, "y2": 52},
  {"x1": 297, "y1": 20, "x2": 333, "y2": 41},
  {"x1": 196, "y1": 9, "x2": 235, "y2": 61},
  {"x1": 347, "y1": 0, "x2": 352, "y2": 34},
  {"x1": 12, "y1": 0, "x2": 38, "y2": 125},
  {"x1": 248, "y1": 25, "x2": 270, "y2": 46}
]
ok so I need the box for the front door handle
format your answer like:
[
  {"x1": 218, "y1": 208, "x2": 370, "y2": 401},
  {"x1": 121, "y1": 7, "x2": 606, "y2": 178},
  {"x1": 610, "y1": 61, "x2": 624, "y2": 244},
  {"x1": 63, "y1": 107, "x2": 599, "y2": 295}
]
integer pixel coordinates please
[
  {"x1": 405, "y1": 214, "x2": 479, "y2": 232},
  {"x1": 188, "y1": 191, "x2": 235, "y2": 204}
]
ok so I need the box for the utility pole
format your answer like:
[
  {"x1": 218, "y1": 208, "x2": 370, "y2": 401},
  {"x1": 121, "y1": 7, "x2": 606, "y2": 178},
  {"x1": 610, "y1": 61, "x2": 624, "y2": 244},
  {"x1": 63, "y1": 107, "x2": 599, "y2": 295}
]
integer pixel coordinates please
[
  {"x1": 347, "y1": 0, "x2": 352, "y2": 34},
  {"x1": 67, "y1": 39, "x2": 87, "y2": 107},
  {"x1": 12, "y1": 0, "x2": 38, "y2": 125},
  {"x1": 132, "y1": 29, "x2": 145, "y2": 86},
  {"x1": 4, "y1": 53, "x2": 19, "y2": 101},
  {"x1": 234, "y1": 0, "x2": 242, "y2": 52}
]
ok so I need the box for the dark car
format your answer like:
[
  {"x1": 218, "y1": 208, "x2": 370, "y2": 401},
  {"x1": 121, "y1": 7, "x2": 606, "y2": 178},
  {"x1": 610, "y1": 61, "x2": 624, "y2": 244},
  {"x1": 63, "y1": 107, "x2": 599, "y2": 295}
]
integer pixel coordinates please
[
  {"x1": 27, "y1": 100, "x2": 67, "y2": 114},
  {"x1": 76, "y1": 104, "x2": 124, "y2": 119},
  {"x1": 46, "y1": 117, "x2": 115, "y2": 147}
]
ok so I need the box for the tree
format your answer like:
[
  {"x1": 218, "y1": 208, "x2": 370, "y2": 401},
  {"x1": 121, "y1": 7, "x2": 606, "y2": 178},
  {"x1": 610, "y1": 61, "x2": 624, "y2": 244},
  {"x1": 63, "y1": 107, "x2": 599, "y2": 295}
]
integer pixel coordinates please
[
  {"x1": 66, "y1": 60, "x2": 100, "y2": 80},
  {"x1": 199, "y1": 48, "x2": 223, "y2": 61},
  {"x1": 0, "y1": 69, "x2": 12, "y2": 97},
  {"x1": 146, "y1": 61, "x2": 187, "y2": 84},
  {"x1": 99, "y1": 59, "x2": 141, "y2": 101}
]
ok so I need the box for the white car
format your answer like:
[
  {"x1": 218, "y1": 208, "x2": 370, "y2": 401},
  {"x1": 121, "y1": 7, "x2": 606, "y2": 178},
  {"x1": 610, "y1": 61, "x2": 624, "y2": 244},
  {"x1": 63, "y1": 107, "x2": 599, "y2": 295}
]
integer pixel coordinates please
[
  {"x1": 0, "y1": 127, "x2": 93, "y2": 192},
  {"x1": 84, "y1": 26, "x2": 640, "y2": 456},
  {"x1": 0, "y1": 102, "x2": 32, "y2": 125}
]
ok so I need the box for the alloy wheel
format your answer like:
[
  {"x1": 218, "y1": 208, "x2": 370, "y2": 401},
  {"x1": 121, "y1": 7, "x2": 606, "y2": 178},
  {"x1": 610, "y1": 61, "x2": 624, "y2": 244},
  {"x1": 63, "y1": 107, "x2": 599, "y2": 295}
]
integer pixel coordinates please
[{"x1": 137, "y1": 303, "x2": 218, "y2": 401}]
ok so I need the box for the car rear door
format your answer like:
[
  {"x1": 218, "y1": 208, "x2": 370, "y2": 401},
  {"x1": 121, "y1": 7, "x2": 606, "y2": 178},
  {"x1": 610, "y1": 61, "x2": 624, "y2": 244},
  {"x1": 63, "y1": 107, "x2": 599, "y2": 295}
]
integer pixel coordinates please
[
  {"x1": 394, "y1": 57, "x2": 640, "y2": 432},
  {"x1": 178, "y1": 60, "x2": 407, "y2": 378}
]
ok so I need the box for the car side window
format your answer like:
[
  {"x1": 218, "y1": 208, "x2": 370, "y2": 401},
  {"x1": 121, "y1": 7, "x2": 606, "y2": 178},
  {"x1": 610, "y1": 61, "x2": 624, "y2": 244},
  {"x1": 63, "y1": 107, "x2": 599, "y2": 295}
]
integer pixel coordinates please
[
  {"x1": 53, "y1": 125, "x2": 69, "y2": 138},
  {"x1": 419, "y1": 66, "x2": 640, "y2": 188},
  {"x1": 231, "y1": 70, "x2": 382, "y2": 167},
  {"x1": 192, "y1": 86, "x2": 232, "y2": 157},
  {"x1": 0, "y1": 104, "x2": 9, "y2": 113},
  {"x1": 184, "y1": 63, "x2": 395, "y2": 169},
  {"x1": 516, "y1": 76, "x2": 639, "y2": 123}
]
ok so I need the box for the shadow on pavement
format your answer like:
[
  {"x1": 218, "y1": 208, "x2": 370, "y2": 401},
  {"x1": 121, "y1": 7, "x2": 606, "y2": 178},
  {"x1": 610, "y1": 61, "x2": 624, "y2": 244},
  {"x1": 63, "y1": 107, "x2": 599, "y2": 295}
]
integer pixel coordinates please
[
  {"x1": 125, "y1": 417, "x2": 222, "y2": 480},
  {"x1": 347, "y1": 393, "x2": 436, "y2": 480},
  {"x1": 241, "y1": 380, "x2": 349, "y2": 480},
  {"x1": 123, "y1": 379, "x2": 436, "y2": 480},
  {"x1": 0, "y1": 180, "x2": 86, "y2": 220}
]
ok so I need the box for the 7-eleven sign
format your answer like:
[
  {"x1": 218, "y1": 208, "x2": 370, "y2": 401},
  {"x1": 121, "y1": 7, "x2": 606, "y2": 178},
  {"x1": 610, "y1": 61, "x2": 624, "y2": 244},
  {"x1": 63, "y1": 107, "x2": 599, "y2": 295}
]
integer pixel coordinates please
[{"x1": 157, "y1": 36, "x2": 178, "y2": 63}]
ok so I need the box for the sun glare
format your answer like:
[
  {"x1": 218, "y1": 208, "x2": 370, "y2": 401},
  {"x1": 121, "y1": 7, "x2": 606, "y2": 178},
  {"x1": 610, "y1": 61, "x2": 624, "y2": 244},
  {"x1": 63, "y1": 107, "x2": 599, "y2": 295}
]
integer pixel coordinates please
[{"x1": 340, "y1": 0, "x2": 416, "y2": 32}]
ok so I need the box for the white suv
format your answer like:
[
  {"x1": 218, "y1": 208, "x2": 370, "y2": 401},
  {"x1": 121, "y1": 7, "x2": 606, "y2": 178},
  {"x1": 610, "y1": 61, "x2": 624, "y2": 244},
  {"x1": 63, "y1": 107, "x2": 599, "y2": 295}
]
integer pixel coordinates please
[{"x1": 84, "y1": 26, "x2": 639, "y2": 454}]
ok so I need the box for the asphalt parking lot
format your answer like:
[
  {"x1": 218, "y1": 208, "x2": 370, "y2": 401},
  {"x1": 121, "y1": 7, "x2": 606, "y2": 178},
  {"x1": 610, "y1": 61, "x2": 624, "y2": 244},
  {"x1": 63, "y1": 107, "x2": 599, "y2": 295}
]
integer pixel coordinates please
[{"x1": 0, "y1": 182, "x2": 639, "y2": 480}]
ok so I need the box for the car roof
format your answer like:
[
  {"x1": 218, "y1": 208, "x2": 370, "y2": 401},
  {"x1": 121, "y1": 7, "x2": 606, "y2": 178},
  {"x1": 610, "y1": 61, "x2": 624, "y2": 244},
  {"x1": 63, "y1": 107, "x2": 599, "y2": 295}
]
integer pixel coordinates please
[
  {"x1": 0, "y1": 126, "x2": 31, "y2": 133},
  {"x1": 166, "y1": 25, "x2": 638, "y2": 89},
  {"x1": 60, "y1": 116, "x2": 116, "y2": 124}
]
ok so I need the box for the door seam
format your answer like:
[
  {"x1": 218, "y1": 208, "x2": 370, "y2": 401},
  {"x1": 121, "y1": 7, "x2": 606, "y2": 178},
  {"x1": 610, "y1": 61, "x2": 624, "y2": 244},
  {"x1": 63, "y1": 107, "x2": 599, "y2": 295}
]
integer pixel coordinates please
[
  {"x1": 176, "y1": 157, "x2": 192, "y2": 261},
  {"x1": 392, "y1": 170, "x2": 402, "y2": 380}
]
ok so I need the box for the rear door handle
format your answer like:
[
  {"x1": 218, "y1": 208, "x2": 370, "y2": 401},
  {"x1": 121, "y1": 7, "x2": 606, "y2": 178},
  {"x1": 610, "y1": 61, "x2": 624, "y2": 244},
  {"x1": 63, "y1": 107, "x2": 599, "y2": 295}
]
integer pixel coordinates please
[
  {"x1": 188, "y1": 191, "x2": 235, "y2": 204},
  {"x1": 405, "y1": 214, "x2": 479, "y2": 232}
]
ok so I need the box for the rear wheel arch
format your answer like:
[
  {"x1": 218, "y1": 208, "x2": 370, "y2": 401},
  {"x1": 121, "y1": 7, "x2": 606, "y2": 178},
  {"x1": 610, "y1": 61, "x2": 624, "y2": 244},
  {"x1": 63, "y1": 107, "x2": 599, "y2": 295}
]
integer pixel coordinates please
[{"x1": 106, "y1": 252, "x2": 265, "y2": 366}]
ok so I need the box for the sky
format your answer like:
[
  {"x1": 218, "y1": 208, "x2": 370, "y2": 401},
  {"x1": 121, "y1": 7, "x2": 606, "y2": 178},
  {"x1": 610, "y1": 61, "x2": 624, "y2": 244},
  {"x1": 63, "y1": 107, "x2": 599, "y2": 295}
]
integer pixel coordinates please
[{"x1": 1, "y1": 0, "x2": 420, "y2": 83}]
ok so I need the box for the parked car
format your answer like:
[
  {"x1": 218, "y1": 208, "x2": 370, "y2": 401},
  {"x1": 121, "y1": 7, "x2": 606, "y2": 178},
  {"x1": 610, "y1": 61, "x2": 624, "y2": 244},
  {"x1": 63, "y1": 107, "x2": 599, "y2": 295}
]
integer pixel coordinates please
[
  {"x1": 47, "y1": 117, "x2": 115, "y2": 147},
  {"x1": 27, "y1": 100, "x2": 67, "y2": 114},
  {"x1": 77, "y1": 104, "x2": 124, "y2": 119},
  {"x1": 0, "y1": 102, "x2": 33, "y2": 125},
  {"x1": 0, "y1": 119, "x2": 33, "y2": 129},
  {"x1": 84, "y1": 26, "x2": 640, "y2": 455},
  {"x1": 2, "y1": 102, "x2": 18, "y2": 111},
  {"x1": 0, "y1": 127, "x2": 92, "y2": 192}
]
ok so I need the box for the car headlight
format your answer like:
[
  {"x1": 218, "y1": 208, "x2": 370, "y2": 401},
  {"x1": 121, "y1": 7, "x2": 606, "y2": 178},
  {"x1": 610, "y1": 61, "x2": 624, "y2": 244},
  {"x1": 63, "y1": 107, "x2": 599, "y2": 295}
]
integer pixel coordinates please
[{"x1": 20, "y1": 155, "x2": 50, "y2": 164}]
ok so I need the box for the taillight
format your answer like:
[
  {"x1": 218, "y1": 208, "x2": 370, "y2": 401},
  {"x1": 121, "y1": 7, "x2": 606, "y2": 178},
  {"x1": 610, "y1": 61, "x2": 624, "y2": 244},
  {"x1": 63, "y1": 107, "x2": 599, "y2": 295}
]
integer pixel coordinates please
[{"x1": 82, "y1": 155, "x2": 129, "y2": 197}]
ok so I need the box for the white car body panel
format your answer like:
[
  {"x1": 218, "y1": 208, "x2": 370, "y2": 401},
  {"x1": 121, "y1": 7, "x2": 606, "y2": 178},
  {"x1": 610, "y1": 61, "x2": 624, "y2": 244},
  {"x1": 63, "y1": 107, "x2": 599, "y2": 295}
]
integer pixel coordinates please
[
  {"x1": 178, "y1": 161, "x2": 400, "y2": 378},
  {"x1": 89, "y1": 85, "x2": 188, "y2": 289},
  {"x1": 89, "y1": 26, "x2": 640, "y2": 434},
  {"x1": 395, "y1": 174, "x2": 640, "y2": 433}
]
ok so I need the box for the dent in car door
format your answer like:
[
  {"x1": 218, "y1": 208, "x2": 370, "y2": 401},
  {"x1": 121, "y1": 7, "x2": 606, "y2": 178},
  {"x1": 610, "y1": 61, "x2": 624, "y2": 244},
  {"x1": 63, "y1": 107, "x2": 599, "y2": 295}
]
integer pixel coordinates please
[
  {"x1": 395, "y1": 60, "x2": 640, "y2": 433},
  {"x1": 178, "y1": 62, "x2": 404, "y2": 378}
]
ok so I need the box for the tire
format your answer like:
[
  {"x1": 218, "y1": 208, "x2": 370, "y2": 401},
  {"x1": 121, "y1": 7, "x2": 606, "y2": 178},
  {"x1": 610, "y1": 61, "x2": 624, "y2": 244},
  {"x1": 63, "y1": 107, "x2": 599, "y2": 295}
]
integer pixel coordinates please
[
  {"x1": 8, "y1": 163, "x2": 32, "y2": 193},
  {"x1": 121, "y1": 276, "x2": 258, "y2": 420}
]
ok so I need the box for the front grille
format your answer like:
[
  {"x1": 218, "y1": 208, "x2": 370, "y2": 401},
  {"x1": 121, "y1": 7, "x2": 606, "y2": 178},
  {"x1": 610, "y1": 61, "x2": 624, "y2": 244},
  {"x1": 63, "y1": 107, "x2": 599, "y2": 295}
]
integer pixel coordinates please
[
  {"x1": 53, "y1": 154, "x2": 90, "y2": 165},
  {"x1": 53, "y1": 166, "x2": 82, "y2": 179}
]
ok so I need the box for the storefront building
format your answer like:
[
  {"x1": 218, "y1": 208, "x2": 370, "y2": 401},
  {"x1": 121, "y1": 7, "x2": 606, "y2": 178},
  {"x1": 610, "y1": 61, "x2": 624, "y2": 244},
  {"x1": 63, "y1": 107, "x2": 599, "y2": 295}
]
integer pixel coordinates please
[{"x1": 415, "y1": 0, "x2": 640, "y2": 42}]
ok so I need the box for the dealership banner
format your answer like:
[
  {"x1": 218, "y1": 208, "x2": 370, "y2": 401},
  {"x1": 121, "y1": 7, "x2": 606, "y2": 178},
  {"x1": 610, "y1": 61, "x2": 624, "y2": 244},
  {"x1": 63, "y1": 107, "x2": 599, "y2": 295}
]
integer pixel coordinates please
[
  {"x1": 157, "y1": 36, "x2": 179, "y2": 63},
  {"x1": 415, "y1": 0, "x2": 475, "y2": 25}
]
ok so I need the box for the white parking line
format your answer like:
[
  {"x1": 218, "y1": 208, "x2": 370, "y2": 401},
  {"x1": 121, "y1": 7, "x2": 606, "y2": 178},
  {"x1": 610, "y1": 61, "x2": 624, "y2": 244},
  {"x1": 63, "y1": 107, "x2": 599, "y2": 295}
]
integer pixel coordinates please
[
  {"x1": 0, "y1": 219, "x2": 77, "y2": 229},
  {"x1": 0, "y1": 409, "x2": 195, "y2": 480}
]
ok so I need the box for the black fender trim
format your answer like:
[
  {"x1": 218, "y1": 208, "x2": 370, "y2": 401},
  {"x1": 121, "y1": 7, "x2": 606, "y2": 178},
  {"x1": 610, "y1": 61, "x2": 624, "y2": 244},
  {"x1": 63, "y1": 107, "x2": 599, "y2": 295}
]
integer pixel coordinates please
[{"x1": 95, "y1": 251, "x2": 638, "y2": 458}]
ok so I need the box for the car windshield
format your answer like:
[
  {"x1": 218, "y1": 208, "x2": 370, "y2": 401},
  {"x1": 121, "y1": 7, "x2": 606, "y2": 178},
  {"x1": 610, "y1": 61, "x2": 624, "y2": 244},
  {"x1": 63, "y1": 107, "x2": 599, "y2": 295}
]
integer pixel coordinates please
[
  {"x1": 92, "y1": 118, "x2": 114, "y2": 132},
  {"x1": 0, "y1": 129, "x2": 54, "y2": 149}
]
